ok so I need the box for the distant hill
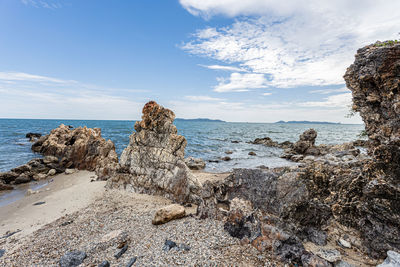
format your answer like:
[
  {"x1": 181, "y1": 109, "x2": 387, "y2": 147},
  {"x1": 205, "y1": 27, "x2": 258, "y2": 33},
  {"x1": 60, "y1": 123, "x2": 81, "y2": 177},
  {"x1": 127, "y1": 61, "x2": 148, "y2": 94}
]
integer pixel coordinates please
[
  {"x1": 175, "y1": 118, "x2": 226, "y2": 123},
  {"x1": 275, "y1": 120, "x2": 341, "y2": 125}
]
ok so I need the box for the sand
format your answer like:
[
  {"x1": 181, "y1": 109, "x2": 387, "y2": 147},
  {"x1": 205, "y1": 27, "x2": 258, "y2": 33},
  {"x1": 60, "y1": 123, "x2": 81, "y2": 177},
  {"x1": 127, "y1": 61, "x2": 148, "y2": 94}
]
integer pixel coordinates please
[{"x1": 0, "y1": 170, "x2": 106, "y2": 240}]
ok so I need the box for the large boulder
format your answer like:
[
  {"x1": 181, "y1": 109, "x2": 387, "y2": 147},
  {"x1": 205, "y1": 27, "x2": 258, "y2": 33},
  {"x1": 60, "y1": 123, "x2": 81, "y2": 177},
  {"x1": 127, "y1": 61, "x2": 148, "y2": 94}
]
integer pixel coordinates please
[
  {"x1": 31, "y1": 124, "x2": 118, "y2": 179},
  {"x1": 107, "y1": 101, "x2": 201, "y2": 203},
  {"x1": 344, "y1": 41, "x2": 400, "y2": 181}
]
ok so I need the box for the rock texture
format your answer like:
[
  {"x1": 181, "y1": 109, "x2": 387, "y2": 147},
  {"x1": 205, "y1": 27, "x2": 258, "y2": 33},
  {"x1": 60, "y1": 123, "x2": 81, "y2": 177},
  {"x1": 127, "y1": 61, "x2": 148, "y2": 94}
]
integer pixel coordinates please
[
  {"x1": 344, "y1": 41, "x2": 400, "y2": 181},
  {"x1": 152, "y1": 204, "x2": 186, "y2": 225},
  {"x1": 107, "y1": 101, "x2": 201, "y2": 204},
  {"x1": 31, "y1": 124, "x2": 118, "y2": 180},
  {"x1": 184, "y1": 157, "x2": 206, "y2": 170}
]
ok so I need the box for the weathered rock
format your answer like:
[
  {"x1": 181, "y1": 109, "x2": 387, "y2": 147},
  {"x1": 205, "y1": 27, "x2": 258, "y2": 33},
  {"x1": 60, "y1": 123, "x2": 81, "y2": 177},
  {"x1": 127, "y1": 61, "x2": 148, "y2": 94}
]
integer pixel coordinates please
[
  {"x1": 301, "y1": 253, "x2": 331, "y2": 267},
  {"x1": 47, "y1": 169, "x2": 56, "y2": 176},
  {"x1": 31, "y1": 124, "x2": 118, "y2": 180},
  {"x1": 315, "y1": 248, "x2": 341, "y2": 263},
  {"x1": 59, "y1": 250, "x2": 86, "y2": 267},
  {"x1": 221, "y1": 156, "x2": 231, "y2": 161},
  {"x1": 163, "y1": 240, "x2": 177, "y2": 252},
  {"x1": 184, "y1": 157, "x2": 206, "y2": 170},
  {"x1": 98, "y1": 260, "x2": 110, "y2": 267},
  {"x1": 14, "y1": 175, "x2": 31, "y2": 184},
  {"x1": 225, "y1": 151, "x2": 233, "y2": 154},
  {"x1": 126, "y1": 257, "x2": 137, "y2": 267},
  {"x1": 377, "y1": 250, "x2": 400, "y2": 267},
  {"x1": 250, "y1": 137, "x2": 279, "y2": 147},
  {"x1": 0, "y1": 171, "x2": 19, "y2": 184},
  {"x1": 114, "y1": 244, "x2": 128, "y2": 259},
  {"x1": 344, "y1": 41, "x2": 400, "y2": 181},
  {"x1": 248, "y1": 151, "x2": 256, "y2": 156},
  {"x1": 152, "y1": 204, "x2": 186, "y2": 225},
  {"x1": 293, "y1": 129, "x2": 317, "y2": 154},
  {"x1": 107, "y1": 101, "x2": 201, "y2": 204}
]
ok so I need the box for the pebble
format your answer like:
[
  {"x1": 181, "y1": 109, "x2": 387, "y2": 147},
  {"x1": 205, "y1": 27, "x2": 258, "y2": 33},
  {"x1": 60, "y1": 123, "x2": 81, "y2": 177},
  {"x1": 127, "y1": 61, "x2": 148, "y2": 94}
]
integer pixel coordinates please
[
  {"x1": 338, "y1": 238, "x2": 351, "y2": 249},
  {"x1": 115, "y1": 244, "x2": 128, "y2": 259},
  {"x1": 163, "y1": 240, "x2": 177, "y2": 252},
  {"x1": 316, "y1": 248, "x2": 341, "y2": 263},
  {"x1": 126, "y1": 257, "x2": 137, "y2": 267},
  {"x1": 33, "y1": 201, "x2": 46, "y2": 206},
  {"x1": 59, "y1": 250, "x2": 86, "y2": 267},
  {"x1": 0, "y1": 249, "x2": 5, "y2": 258}
]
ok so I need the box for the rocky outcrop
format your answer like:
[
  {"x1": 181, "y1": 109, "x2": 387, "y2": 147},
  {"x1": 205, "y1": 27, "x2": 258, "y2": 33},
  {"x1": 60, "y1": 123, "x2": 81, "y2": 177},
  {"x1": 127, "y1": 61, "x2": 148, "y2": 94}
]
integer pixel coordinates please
[
  {"x1": 249, "y1": 137, "x2": 293, "y2": 149},
  {"x1": 107, "y1": 101, "x2": 201, "y2": 204},
  {"x1": 344, "y1": 41, "x2": 400, "y2": 181},
  {"x1": 26, "y1": 133, "x2": 41, "y2": 142},
  {"x1": 31, "y1": 124, "x2": 118, "y2": 180}
]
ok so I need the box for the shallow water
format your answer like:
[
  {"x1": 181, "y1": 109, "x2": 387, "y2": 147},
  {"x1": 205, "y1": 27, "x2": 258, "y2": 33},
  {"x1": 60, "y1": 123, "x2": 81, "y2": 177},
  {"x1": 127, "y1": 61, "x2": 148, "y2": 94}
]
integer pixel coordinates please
[
  {"x1": 0, "y1": 119, "x2": 365, "y2": 173},
  {"x1": 0, "y1": 180, "x2": 49, "y2": 207}
]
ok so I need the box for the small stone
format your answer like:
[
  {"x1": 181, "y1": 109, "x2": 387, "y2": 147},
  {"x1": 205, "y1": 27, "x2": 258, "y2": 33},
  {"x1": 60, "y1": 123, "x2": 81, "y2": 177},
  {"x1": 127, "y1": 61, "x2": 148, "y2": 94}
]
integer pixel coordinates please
[
  {"x1": 98, "y1": 260, "x2": 110, "y2": 267},
  {"x1": 221, "y1": 156, "x2": 231, "y2": 161},
  {"x1": 59, "y1": 250, "x2": 86, "y2": 267},
  {"x1": 179, "y1": 244, "x2": 191, "y2": 251},
  {"x1": 152, "y1": 204, "x2": 185, "y2": 225},
  {"x1": 65, "y1": 169, "x2": 76, "y2": 175},
  {"x1": 0, "y1": 249, "x2": 5, "y2": 258},
  {"x1": 163, "y1": 239, "x2": 177, "y2": 252},
  {"x1": 33, "y1": 201, "x2": 46, "y2": 206},
  {"x1": 225, "y1": 151, "x2": 233, "y2": 154},
  {"x1": 43, "y1": 156, "x2": 59, "y2": 164},
  {"x1": 26, "y1": 189, "x2": 38, "y2": 195},
  {"x1": 126, "y1": 257, "x2": 137, "y2": 267},
  {"x1": 316, "y1": 248, "x2": 341, "y2": 263},
  {"x1": 338, "y1": 238, "x2": 351, "y2": 249},
  {"x1": 114, "y1": 244, "x2": 128, "y2": 259},
  {"x1": 231, "y1": 140, "x2": 240, "y2": 143},
  {"x1": 248, "y1": 152, "x2": 256, "y2": 156},
  {"x1": 48, "y1": 169, "x2": 57, "y2": 176},
  {"x1": 377, "y1": 250, "x2": 400, "y2": 267}
]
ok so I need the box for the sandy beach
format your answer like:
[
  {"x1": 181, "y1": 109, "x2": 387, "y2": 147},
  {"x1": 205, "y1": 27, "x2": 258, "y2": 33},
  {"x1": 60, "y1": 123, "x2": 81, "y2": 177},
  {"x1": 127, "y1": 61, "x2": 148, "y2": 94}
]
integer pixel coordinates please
[{"x1": 0, "y1": 170, "x2": 272, "y2": 266}]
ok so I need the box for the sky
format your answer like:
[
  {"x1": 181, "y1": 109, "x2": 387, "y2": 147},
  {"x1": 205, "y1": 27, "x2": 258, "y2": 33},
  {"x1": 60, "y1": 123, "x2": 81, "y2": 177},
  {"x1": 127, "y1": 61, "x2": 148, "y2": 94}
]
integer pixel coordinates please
[{"x1": 0, "y1": 0, "x2": 399, "y2": 123}]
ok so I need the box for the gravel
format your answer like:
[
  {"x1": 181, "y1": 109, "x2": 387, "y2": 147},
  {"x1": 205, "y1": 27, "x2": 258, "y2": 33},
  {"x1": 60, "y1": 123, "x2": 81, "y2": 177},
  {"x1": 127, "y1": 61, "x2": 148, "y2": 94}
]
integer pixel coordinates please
[{"x1": 0, "y1": 190, "x2": 276, "y2": 266}]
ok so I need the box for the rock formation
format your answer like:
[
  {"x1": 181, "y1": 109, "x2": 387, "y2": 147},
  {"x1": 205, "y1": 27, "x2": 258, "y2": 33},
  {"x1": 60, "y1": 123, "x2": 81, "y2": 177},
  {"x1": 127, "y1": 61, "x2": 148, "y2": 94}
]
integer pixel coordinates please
[
  {"x1": 344, "y1": 41, "x2": 400, "y2": 181},
  {"x1": 107, "y1": 101, "x2": 201, "y2": 204},
  {"x1": 184, "y1": 157, "x2": 206, "y2": 170},
  {"x1": 31, "y1": 124, "x2": 118, "y2": 179}
]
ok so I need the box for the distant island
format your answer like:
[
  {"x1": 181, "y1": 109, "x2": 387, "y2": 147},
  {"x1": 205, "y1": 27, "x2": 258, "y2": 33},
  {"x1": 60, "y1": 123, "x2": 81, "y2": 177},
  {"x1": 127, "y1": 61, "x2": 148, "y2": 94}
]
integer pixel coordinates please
[
  {"x1": 275, "y1": 120, "x2": 341, "y2": 124},
  {"x1": 175, "y1": 118, "x2": 226, "y2": 122}
]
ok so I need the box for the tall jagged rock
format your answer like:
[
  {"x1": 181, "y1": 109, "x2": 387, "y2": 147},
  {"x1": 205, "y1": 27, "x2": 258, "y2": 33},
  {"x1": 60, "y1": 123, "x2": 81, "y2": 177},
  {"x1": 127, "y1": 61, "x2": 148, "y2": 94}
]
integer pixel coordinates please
[
  {"x1": 344, "y1": 41, "x2": 400, "y2": 181},
  {"x1": 107, "y1": 101, "x2": 201, "y2": 204},
  {"x1": 32, "y1": 124, "x2": 118, "y2": 179}
]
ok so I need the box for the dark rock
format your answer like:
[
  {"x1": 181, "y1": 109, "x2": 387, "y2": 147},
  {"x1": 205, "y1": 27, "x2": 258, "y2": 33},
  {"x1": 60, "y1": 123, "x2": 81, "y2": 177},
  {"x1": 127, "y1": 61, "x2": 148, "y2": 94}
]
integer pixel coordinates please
[
  {"x1": 248, "y1": 152, "x2": 256, "y2": 156},
  {"x1": 14, "y1": 175, "x2": 31, "y2": 184},
  {"x1": 0, "y1": 249, "x2": 5, "y2": 258},
  {"x1": 26, "y1": 132, "x2": 41, "y2": 142},
  {"x1": 224, "y1": 216, "x2": 252, "y2": 239},
  {"x1": 179, "y1": 244, "x2": 191, "y2": 251},
  {"x1": 250, "y1": 137, "x2": 279, "y2": 147},
  {"x1": 114, "y1": 244, "x2": 128, "y2": 259},
  {"x1": 225, "y1": 151, "x2": 233, "y2": 154},
  {"x1": 59, "y1": 250, "x2": 87, "y2": 267},
  {"x1": 0, "y1": 172, "x2": 19, "y2": 183},
  {"x1": 11, "y1": 164, "x2": 31, "y2": 174},
  {"x1": 231, "y1": 140, "x2": 240, "y2": 143},
  {"x1": 33, "y1": 201, "x2": 46, "y2": 206},
  {"x1": 98, "y1": 260, "x2": 110, "y2": 267},
  {"x1": 60, "y1": 220, "x2": 73, "y2": 226},
  {"x1": 126, "y1": 257, "x2": 137, "y2": 267},
  {"x1": 221, "y1": 156, "x2": 231, "y2": 161},
  {"x1": 207, "y1": 160, "x2": 220, "y2": 163},
  {"x1": 163, "y1": 239, "x2": 177, "y2": 252}
]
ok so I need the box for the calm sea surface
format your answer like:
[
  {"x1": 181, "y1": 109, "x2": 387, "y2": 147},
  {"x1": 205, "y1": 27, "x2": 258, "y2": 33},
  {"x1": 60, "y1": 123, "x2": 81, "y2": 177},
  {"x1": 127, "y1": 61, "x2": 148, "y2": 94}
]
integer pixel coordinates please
[{"x1": 0, "y1": 119, "x2": 365, "y2": 173}]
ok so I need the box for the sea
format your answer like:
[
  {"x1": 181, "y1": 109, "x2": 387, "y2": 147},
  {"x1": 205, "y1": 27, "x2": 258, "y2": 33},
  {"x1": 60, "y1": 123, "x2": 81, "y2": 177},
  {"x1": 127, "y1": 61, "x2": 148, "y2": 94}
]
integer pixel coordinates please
[{"x1": 0, "y1": 119, "x2": 365, "y2": 173}]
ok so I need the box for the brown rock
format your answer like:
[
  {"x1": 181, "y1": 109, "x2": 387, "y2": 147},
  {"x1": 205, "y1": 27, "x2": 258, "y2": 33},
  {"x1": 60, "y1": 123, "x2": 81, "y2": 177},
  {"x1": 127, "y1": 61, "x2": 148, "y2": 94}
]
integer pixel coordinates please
[{"x1": 152, "y1": 204, "x2": 186, "y2": 225}]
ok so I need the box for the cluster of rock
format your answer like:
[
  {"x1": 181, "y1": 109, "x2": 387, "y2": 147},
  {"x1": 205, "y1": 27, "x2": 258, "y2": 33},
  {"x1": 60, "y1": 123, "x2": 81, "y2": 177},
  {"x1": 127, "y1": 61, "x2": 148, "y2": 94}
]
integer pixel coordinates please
[
  {"x1": 249, "y1": 137, "x2": 293, "y2": 149},
  {"x1": 0, "y1": 156, "x2": 61, "y2": 190},
  {"x1": 107, "y1": 101, "x2": 202, "y2": 204},
  {"x1": 32, "y1": 124, "x2": 118, "y2": 180}
]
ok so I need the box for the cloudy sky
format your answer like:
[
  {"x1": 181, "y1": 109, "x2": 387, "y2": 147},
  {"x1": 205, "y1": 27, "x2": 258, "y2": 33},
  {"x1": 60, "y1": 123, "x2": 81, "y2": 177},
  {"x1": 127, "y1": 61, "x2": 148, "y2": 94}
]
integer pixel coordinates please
[{"x1": 0, "y1": 0, "x2": 399, "y2": 123}]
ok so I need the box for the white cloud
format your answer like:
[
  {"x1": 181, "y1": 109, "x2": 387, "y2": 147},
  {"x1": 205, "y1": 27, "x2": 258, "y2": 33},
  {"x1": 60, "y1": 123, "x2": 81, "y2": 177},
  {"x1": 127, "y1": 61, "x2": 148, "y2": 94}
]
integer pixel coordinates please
[
  {"x1": 21, "y1": 0, "x2": 62, "y2": 9},
  {"x1": 214, "y1": 72, "x2": 267, "y2": 92},
  {"x1": 299, "y1": 93, "x2": 352, "y2": 108},
  {"x1": 199, "y1": 64, "x2": 247, "y2": 72},
  {"x1": 180, "y1": 0, "x2": 400, "y2": 89},
  {"x1": 263, "y1": 92, "x2": 272, "y2": 96},
  {"x1": 0, "y1": 72, "x2": 147, "y2": 120},
  {"x1": 309, "y1": 87, "x2": 350, "y2": 95},
  {"x1": 185, "y1": 95, "x2": 224, "y2": 101}
]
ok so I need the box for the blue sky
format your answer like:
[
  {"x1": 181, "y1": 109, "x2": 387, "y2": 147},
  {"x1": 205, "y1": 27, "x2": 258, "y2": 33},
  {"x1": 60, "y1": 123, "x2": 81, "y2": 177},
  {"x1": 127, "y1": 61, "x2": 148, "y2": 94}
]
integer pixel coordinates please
[{"x1": 0, "y1": 0, "x2": 399, "y2": 123}]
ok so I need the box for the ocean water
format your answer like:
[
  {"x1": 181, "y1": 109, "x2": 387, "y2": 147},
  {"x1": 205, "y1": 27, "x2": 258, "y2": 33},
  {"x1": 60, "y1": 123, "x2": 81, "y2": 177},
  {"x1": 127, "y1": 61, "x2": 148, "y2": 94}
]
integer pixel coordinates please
[{"x1": 0, "y1": 119, "x2": 365, "y2": 173}]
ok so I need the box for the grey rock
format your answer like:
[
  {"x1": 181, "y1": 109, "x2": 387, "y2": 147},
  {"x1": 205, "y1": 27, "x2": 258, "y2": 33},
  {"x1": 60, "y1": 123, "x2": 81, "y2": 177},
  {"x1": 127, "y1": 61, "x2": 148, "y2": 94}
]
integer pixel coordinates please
[
  {"x1": 338, "y1": 238, "x2": 351, "y2": 249},
  {"x1": 0, "y1": 249, "x2": 5, "y2": 258},
  {"x1": 316, "y1": 248, "x2": 341, "y2": 263},
  {"x1": 59, "y1": 250, "x2": 86, "y2": 267},
  {"x1": 126, "y1": 257, "x2": 137, "y2": 267},
  {"x1": 114, "y1": 244, "x2": 128, "y2": 259},
  {"x1": 43, "y1": 155, "x2": 59, "y2": 164},
  {"x1": 377, "y1": 250, "x2": 400, "y2": 267},
  {"x1": 98, "y1": 260, "x2": 110, "y2": 267},
  {"x1": 14, "y1": 175, "x2": 31, "y2": 184},
  {"x1": 184, "y1": 157, "x2": 206, "y2": 170},
  {"x1": 163, "y1": 239, "x2": 177, "y2": 252}
]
